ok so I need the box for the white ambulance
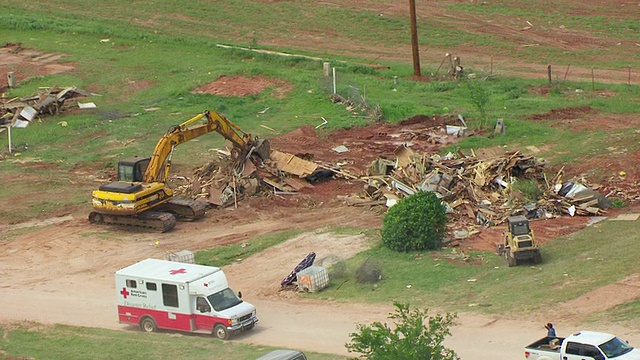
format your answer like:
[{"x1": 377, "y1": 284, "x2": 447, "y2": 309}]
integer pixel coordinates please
[{"x1": 115, "y1": 258, "x2": 258, "y2": 339}]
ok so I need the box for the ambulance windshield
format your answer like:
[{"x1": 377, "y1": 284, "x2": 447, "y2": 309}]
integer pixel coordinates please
[{"x1": 208, "y1": 288, "x2": 242, "y2": 312}]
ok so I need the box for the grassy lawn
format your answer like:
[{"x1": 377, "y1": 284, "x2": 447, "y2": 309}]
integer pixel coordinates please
[{"x1": 0, "y1": 323, "x2": 346, "y2": 360}]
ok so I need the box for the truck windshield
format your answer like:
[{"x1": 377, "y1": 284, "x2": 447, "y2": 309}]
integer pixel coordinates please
[
  {"x1": 599, "y1": 337, "x2": 633, "y2": 358},
  {"x1": 208, "y1": 288, "x2": 242, "y2": 312}
]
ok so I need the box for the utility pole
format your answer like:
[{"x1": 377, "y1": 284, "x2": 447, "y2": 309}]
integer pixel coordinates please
[{"x1": 409, "y1": 0, "x2": 421, "y2": 77}]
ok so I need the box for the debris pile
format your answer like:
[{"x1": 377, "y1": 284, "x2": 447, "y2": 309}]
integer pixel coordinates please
[
  {"x1": 354, "y1": 147, "x2": 609, "y2": 226},
  {"x1": 172, "y1": 113, "x2": 612, "y2": 233},
  {"x1": 173, "y1": 152, "x2": 263, "y2": 208},
  {"x1": 281, "y1": 252, "x2": 316, "y2": 288},
  {"x1": 1, "y1": 85, "x2": 95, "y2": 127},
  {"x1": 173, "y1": 148, "x2": 335, "y2": 207}
]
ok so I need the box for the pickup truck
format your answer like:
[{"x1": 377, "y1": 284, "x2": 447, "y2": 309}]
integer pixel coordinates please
[{"x1": 525, "y1": 331, "x2": 640, "y2": 360}]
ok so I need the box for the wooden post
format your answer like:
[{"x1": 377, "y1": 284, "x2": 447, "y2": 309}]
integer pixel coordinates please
[
  {"x1": 7, "y1": 72, "x2": 15, "y2": 88},
  {"x1": 409, "y1": 0, "x2": 421, "y2": 77},
  {"x1": 232, "y1": 175, "x2": 238, "y2": 209},
  {"x1": 323, "y1": 62, "x2": 330, "y2": 77},
  {"x1": 547, "y1": 65, "x2": 552, "y2": 84},
  {"x1": 490, "y1": 55, "x2": 493, "y2": 75},
  {"x1": 563, "y1": 64, "x2": 570, "y2": 83},
  {"x1": 1, "y1": 126, "x2": 11, "y2": 154},
  {"x1": 435, "y1": 54, "x2": 448, "y2": 75}
]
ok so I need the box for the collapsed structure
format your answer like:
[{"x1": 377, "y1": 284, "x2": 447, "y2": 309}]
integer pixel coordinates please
[{"x1": 174, "y1": 118, "x2": 611, "y2": 232}]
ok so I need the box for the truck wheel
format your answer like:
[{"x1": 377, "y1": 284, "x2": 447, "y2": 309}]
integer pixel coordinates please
[
  {"x1": 214, "y1": 324, "x2": 230, "y2": 340},
  {"x1": 140, "y1": 317, "x2": 157, "y2": 333}
]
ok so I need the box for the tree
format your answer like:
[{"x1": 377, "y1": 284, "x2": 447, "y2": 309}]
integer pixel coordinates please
[
  {"x1": 346, "y1": 302, "x2": 459, "y2": 360},
  {"x1": 463, "y1": 78, "x2": 490, "y2": 129},
  {"x1": 381, "y1": 191, "x2": 447, "y2": 252}
]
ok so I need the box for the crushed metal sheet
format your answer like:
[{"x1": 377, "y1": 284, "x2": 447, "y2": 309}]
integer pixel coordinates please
[
  {"x1": 78, "y1": 102, "x2": 97, "y2": 109},
  {"x1": 331, "y1": 145, "x2": 348, "y2": 153}
]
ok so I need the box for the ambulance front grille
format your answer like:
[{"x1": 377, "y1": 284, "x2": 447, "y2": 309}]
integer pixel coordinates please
[{"x1": 239, "y1": 314, "x2": 252, "y2": 322}]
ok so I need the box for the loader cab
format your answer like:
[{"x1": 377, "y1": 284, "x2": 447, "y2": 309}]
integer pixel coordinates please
[
  {"x1": 508, "y1": 215, "x2": 531, "y2": 237},
  {"x1": 118, "y1": 157, "x2": 150, "y2": 182}
]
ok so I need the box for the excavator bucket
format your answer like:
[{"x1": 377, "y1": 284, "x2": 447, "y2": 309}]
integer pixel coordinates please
[{"x1": 252, "y1": 138, "x2": 271, "y2": 161}]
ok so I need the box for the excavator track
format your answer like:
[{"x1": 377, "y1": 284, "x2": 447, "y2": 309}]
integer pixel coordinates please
[
  {"x1": 157, "y1": 197, "x2": 206, "y2": 221},
  {"x1": 89, "y1": 211, "x2": 177, "y2": 233}
]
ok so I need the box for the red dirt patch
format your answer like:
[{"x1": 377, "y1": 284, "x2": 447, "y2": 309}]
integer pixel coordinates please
[
  {"x1": 191, "y1": 75, "x2": 293, "y2": 98},
  {"x1": 269, "y1": 114, "x2": 464, "y2": 176},
  {"x1": 0, "y1": 43, "x2": 74, "y2": 87},
  {"x1": 524, "y1": 105, "x2": 640, "y2": 132}
]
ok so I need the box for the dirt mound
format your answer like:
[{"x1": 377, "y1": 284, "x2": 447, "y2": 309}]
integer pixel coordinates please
[
  {"x1": 526, "y1": 106, "x2": 597, "y2": 121},
  {"x1": 191, "y1": 74, "x2": 292, "y2": 98}
]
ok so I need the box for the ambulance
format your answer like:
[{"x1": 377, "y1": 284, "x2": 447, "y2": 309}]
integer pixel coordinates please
[{"x1": 115, "y1": 258, "x2": 258, "y2": 339}]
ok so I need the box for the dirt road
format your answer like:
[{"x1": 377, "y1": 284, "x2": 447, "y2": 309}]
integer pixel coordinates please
[{"x1": 2, "y1": 211, "x2": 640, "y2": 359}]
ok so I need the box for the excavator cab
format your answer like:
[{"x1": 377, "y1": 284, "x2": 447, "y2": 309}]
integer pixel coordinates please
[{"x1": 117, "y1": 156, "x2": 151, "y2": 182}]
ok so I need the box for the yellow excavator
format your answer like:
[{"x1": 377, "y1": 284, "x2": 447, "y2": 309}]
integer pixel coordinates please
[{"x1": 89, "y1": 110, "x2": 270, "y2": 232}]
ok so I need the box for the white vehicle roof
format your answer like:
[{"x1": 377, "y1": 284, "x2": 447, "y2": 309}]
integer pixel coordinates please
[
  {"x1": 569, "y1": 331, "x2": 616, "y2": 345},
  {"x1": 116, "y1": 258, "x2": 222, "y2": 283}
]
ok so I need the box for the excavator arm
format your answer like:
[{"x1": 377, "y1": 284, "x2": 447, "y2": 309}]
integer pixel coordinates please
[{"x1": 144, "y1": 110, "x2": 269, "y2": 183}]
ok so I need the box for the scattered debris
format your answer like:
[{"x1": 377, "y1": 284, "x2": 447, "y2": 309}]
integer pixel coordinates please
[
  {"x1": 1, "y1": 85, "x2": 96, "y2": 127},
  {"x1": 281, "y1": 252, "x2": 316, "y2": 289}
]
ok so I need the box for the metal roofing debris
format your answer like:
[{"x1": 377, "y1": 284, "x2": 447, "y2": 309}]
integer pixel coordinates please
[{"x1": 0, "y1": 86, "x2": 97, "y2": 128}]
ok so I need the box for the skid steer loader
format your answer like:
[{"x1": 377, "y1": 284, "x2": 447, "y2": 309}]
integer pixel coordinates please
[{"x1": 497, "y1": 215, "x2": 542, "y2": 267}]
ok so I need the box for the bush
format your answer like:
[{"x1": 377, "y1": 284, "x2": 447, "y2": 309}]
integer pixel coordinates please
[
  {"x1": 381, "y1": 191, "x2": 447, "y2": 252},
  {"x1": 346, "y1": 302, "x2": 459, "y2": 360}
]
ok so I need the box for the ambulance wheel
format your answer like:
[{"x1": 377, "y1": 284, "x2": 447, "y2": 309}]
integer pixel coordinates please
[
  {"x1": 140, "y1": 317, "x2": 157, "y2": 333},
  {"x1": 213, "y1": 324, "x2": 230, "y2": 340}
]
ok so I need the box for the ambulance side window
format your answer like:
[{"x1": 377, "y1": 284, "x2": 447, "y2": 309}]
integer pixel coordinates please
[
  {"x1": 125, "y1": 279, "x2": 137, "y2": 288},
  {"x1": 146, "y1": 282, "x2": 157, "y2": 291},
  {"x1": 162, "y1": 283, "x2": 179, "y2": 308}
]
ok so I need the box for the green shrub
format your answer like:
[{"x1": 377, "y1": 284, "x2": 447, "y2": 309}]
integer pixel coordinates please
[
  {"x1": 609, "y1": 197, "x2": 627, "y2": 209},
  {"x1": 511, "y1": 179, "x2": 543, "y2": 202},
  {"x1": 381, "y1": 191, "x2": 447, "y2": 252}
]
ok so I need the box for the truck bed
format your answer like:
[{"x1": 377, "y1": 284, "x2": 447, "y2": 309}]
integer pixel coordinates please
[{"x1": 526, "y1": 336, "x2": 565, "y2": 351}]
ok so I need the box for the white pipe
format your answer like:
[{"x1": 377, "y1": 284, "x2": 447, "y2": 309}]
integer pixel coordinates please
[{"x1": 332, "y1": 67, "x2": 336, "y2": 94}]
